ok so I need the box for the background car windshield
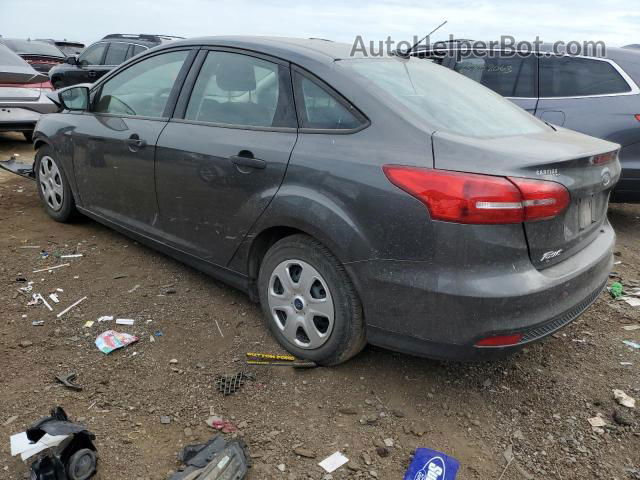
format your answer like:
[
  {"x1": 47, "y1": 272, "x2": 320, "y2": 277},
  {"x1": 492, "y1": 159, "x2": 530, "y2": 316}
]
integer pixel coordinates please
[{"x1": 342, "y1": 58, "x2": 549, "y2": 137}]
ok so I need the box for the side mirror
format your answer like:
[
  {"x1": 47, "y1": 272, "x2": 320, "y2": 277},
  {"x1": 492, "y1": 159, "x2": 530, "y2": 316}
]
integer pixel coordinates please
[
  {"x1": 65, "y1": 55, "x2": 78, "y2": 65},
  {"x1": 47, "y1": 85, "x2": 90, "y2": 111}
]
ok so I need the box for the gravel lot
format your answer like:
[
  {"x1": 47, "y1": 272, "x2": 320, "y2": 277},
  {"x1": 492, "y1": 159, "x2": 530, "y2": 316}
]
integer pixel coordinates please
[{"x1": 1, "y1": 131, "x2": 639, "y2": 479}]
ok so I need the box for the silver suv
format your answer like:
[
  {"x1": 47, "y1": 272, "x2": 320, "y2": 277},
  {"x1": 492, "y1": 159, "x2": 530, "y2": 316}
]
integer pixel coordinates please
[{"x1": 416, "y1": 42, "x2": 640, "y2": 202}]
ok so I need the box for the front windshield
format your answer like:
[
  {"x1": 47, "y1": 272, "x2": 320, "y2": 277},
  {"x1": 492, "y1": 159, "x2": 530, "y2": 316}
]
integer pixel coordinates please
[{"x1": 341, "y1": 57, "x2": 549, "y2": 138}]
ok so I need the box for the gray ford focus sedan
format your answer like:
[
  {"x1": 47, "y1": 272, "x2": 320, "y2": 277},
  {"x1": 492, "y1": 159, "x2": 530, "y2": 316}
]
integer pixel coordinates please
[{"x1": 16, "y1": 37, "x2": 620, "y2": 364}]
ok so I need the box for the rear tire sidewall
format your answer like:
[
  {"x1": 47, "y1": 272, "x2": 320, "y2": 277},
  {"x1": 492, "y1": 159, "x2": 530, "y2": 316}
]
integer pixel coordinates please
[
  {"x1": 35, "y1": 145, "x2": 76, "y2": 222},
  {"x1": 258, "y1": 235, "x2": 365, "y2": 365}
]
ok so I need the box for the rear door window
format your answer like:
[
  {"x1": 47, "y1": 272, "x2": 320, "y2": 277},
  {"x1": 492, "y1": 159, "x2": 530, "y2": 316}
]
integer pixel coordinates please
[
  {"x1": 103, "y1": 42, "x2": 129, "y2": 66},
  {"x1": 453, "y1": 54, "x2": 536, "y2": 98},
  {"x1": 94, "y1": 50, "x2": 189, "y2": 118},
  {"x1": 293, "y1": 73, "x2": 365, "y2": 130},
  {"x1": 184, "y1": 51, "x2": 296, "y2": 128},
  {"x1": 79, "y1": 42, "x2": 107, "y2": 66},
  {"x1": 539, "y1": 56, "x2": 631, "y2": 97}
]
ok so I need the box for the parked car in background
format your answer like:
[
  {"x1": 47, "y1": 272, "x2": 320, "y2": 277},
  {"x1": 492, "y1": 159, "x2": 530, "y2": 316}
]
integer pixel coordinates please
[
  {"x1": 0, "y1": 38, "x2": 65, "y2": 73},
  {"x1": 14, "y1": 37, "x2": 619, "y2": 365},
  {"x1": 0, "y1": 44, "x2": 56, "y2": 142},
  {"x1": 624, "y1": 44, "x2": 640, "y2": 49},
  {"x1": 415, "y1": 41, "x2": 640, "y2": 202},
  {"x1": 36, "y1": 39, "x2": 85, "y2": 56},
  {"x1": 48, "y1": 34, "x2": 183, "y2": 88}
]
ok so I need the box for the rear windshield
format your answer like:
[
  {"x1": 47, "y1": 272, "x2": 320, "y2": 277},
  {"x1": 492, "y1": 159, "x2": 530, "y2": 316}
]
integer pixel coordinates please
[
  {"x1": 341, "y1": 57, "x2": 549, "y2": 138},
  {"x1": 0, "y1": 39, "x2": 64, "y2": 58}
]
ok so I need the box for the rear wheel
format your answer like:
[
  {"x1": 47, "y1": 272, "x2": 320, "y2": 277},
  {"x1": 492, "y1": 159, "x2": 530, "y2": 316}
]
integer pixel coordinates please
[
  {"x1": 258, "y1": 234, "x2": 366, "y2": 365},
  {"x1": 35, "y1": 145, "x2": 78, "y2": 222}
]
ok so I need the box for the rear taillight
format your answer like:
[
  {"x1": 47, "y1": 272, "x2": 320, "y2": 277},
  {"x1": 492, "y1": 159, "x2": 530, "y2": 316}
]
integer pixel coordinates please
[
  {"x1": 635, "y1": 114, "x2": 640, "y2": 122},
  {"x1": 382, "y1": 166, "x2": 570, "y2": 224},
  {"x1": 475, "y1": 333, "x2": 523, "y2": 347},
  {"x1": 590, "y1": 150, "x2": 617, "y2": 166}
]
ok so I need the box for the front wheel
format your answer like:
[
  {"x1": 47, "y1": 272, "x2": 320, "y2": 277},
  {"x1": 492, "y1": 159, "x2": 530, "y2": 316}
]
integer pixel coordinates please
[
  {"x1": 35, "y1": 145, "x2": 78, "y2": 222},
  {"x1": 258, "y1": 234, "x2": 366, "y2": 365}
]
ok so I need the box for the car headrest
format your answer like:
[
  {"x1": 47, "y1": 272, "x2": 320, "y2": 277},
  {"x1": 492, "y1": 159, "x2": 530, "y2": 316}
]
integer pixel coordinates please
[{"x1": 216, "y1": 55, "x2": 256, "y2": 92}]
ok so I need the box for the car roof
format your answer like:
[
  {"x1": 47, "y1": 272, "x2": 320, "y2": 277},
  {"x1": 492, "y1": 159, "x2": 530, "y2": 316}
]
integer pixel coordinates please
[
  {"x1": 0, "y1": 38, "x2": 65, "y2": 58},
  {"x1": 159, "y1": 36, "x2": 363, "y2": 65},
  {"x1": 415, "y1": 40, "x2": 640, "y2": 63}
]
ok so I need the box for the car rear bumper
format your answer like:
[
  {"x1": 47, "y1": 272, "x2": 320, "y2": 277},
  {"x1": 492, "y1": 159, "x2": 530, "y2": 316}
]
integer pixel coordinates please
[
  {"x1": 0, "y1": 98, "x2": 57, "y2": 131},
  {"x1": 346, "y1": 220, "x2": 615, "y2": 361}
]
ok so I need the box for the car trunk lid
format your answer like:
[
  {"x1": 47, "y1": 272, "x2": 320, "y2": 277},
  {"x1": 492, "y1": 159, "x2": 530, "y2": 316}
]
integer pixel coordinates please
[
  {"x1": 432, "y1": 127, "x2": 621, "y2": 269},
  {"x1": 0, "y1": 65, "x2": 49, "y2": 101}
]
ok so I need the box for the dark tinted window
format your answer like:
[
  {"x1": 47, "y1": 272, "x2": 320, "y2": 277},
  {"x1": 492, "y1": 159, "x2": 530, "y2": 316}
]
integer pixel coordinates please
[
  {"x1": 295, "y1": 74, "x2": 363, "y2": 129},
  {"x1": 79, "y1": 43, "x2": 107, "y2": 66},
  {"x1": 185, "y1": 51, "x2": 295, "y2": 128},
  {"x1": 454, "y1": 54, "x2": 536, "y2": 97},
  {"x1": 104, "y1": 42, "x2": 129, "y2": 65},
  {"x1": 95, "y1": 50, "x2": 188, "y2": 117},
  {"x1": 540, "y1": 56, "x2": 631, "y2": 97},
  {"x1": 132, "y1": 45, "x2": 147, "y2": 57}
]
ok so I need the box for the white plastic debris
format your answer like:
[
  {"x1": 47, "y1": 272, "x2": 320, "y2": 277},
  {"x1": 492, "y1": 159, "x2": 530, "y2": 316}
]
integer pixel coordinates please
[
  {"x1": 56, "y1": 296, "x2": 87, "y2": 318},
  {"x1": 622, "y1": 325, "x2": 640, "y2": 331},
  {"x1": 623, "y1": 340, "x2": 640, "y2": 349},
  {"x1": 10, "y1": 432, "x2": 69, "y2": 461},
  {"x1": 318, "y1": 451, "x2": 349, "y2": 473},
  {"x1": 49, "y1": 293, "x2": 60, "y2": 303},
  {"x1": 116, "y1": 318, "x2": 134, "y2": 326},
  {"x1": 621, "y1": 296, "x2": 640, "y2": 307},
  {"x1": 588, "y1": 415, "x2": 607, "y2": 428},
  {"x1": 128, "y1": 284, "x2": 140, "y2": 293},
  {"x1": 60, "y1": 254, "x2": 83, "y2": 258},
  {"x1": 32, "y1": 263, "x2": 70, "y2": 274},
  {"x1": 613, "y1": 389, "x2": 636, "y2": 408},
  {"x1": 97, "y1": 315, "x2": 114, "y2": 322}
]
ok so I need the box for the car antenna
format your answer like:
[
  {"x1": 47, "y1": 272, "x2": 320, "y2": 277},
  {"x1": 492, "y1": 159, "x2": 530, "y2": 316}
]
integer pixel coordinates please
[{"x1": 394, "y1": 20, "x2": 447, "y2": 58}]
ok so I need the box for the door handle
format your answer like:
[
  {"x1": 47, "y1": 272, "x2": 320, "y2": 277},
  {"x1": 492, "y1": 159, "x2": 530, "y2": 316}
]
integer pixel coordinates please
[
  {"x1": 126, "y1": 134, "x2": 147, "y2": 151},
  {"x1": 229, "y1": 153, "x2": 266, "y2": 170}
]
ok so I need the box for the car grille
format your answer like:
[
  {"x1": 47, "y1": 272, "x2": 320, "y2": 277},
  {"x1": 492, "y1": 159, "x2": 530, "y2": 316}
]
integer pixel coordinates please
[{"x1": 519, "y1": 281, "x2": 606, "y2": 344}]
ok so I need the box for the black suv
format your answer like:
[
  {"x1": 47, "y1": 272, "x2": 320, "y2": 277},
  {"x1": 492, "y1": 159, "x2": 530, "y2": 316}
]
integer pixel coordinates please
[{"x1": 48, "y1": 34, "x2": 183, "y2": 88}]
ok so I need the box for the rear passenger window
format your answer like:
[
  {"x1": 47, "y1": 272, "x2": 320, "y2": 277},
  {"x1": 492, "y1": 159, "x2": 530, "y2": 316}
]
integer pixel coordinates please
[
  {"x1": 295, "y1": 74, "x2": 364, "y2": 130},
  {"x1": 184, "y1": 51, "x2": 295, "y2": 128},
  {"x1": 539, "y1": 56, "x2": 631, "y2": 97},
  {"x1": 132, "y1": 45, "x2": 146, "y2": 57},
  {"x1": 103, "y1": 42, "x2": 129, "y2": 65},
  {"x1": 454, "y1": 55, "x2": 536, "y2": 98}
]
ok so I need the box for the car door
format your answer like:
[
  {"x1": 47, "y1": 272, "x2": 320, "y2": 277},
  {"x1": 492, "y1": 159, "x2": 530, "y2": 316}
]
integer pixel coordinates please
[
  {"x1": 155, "y1": 49, "x2": 298, "y2": 266},
  {"x1": 71, "y1": 48, "x2": 194, "y2": 235},
  {"x1": 452, "y1": 51, "x2": 538, "y2": 112},
  {"x1": 69, "y1": 41, "x2": 109, "y2": 85}
]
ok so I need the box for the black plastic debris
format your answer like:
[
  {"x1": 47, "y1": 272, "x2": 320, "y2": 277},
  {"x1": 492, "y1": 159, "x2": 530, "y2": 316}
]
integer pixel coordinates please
[
  {"x1": 215, "y1": 372, "x2": 253, "y2": 396},
  {"x1": 55, "y1": 373, "x2": 83, "y2": 391},
  {"x1": 169, "y1": 434, "x2": 249, "y2": 480},
  {"x1": 27, "y1": 407, "x2": 97, "y2": 480}
]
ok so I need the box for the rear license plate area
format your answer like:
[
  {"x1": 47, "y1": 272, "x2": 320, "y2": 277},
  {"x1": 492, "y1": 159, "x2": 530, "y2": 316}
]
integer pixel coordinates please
[{"x1": 578, "y1": 194, "x2": 604, "y2": 230}]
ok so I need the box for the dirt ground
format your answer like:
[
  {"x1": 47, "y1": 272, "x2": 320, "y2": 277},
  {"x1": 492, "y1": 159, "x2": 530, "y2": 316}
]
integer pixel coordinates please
[{"x1": 0, "y1": 130, "x2": 639, "y2": 480}]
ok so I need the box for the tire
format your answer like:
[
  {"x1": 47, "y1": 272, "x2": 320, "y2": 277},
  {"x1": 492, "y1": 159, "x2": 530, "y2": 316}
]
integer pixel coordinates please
[
  {"x1": 23, "y1": 131, "x2": 33, "y2": 143},
  {"x1": 66, "y1": 448, "x2": 97, "y2": 480},
  {"x1": 34, "y1": 145, "x2": 78, "y2": 222},
  {"x1": 258, "y1": 234, "x2": 366, "y2": 365}
]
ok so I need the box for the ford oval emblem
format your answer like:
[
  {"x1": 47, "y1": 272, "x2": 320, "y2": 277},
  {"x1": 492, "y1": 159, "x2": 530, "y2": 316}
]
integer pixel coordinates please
[
  {"x1": 414, "y1": 456, "x2": 446, "y2": 480},
  {"x1": 602, "y1": 170, "x2": 612, "y2": 187}
]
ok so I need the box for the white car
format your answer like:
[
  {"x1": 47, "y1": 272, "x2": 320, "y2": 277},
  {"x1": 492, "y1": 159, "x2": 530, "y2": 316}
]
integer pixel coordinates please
[{"x1": 0, "y1": 43, "x2": 57, "y2": 142}]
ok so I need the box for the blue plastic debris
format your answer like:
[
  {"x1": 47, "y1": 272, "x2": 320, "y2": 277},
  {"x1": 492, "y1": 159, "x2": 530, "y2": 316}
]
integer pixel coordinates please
[
  {"x1": 403, "y1": 448, "x2": 460, "y2": 480},
  {"x1": 154, "y1": 331, "x2": 163, "y2": 337}
]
